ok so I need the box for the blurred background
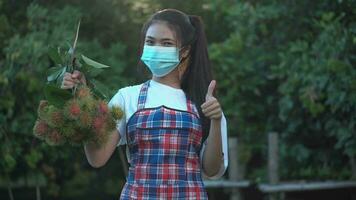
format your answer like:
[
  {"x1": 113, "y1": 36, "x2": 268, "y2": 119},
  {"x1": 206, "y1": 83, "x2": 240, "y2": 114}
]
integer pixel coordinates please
[{"x1": 0, "y1": 0, "x2": 355, "y2": 199}]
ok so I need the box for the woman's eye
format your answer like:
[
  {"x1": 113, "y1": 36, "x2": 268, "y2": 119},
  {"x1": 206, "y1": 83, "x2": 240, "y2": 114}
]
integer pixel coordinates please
[
  {"x1": 163, "y1": 42, "x2": 174, "y2": 46},
  {"x1": 145, "y1": 40, "x2": 154, "y2": 45}
]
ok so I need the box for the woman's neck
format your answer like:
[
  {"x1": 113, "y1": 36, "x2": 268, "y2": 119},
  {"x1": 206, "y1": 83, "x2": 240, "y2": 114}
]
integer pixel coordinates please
[
  {"x1": 152, "y1": 77, "x2": 181, "y2": 89},
  {"x1": 152, "y1": 70, "x2": 181, "y2": 89},
  {"x1": 151, "y1": 58, "x2": 189, "y2": 89}
]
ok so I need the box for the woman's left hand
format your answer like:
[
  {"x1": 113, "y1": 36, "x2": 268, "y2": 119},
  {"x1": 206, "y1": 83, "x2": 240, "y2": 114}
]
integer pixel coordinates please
[{"x1": 201, "y1": 80, "x2": 222, "y2": 121}]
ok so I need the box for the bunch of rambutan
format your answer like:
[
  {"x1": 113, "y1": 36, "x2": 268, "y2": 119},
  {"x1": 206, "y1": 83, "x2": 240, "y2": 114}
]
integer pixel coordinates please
[{"x1": 33, "y1": 85, "x2": 123, "y2": 146}]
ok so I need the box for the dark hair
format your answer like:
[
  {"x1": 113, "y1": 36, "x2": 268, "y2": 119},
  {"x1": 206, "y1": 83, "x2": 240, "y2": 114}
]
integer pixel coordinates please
[{"x1": 138, "y1": 9, "x2": 214, "y2": 144}]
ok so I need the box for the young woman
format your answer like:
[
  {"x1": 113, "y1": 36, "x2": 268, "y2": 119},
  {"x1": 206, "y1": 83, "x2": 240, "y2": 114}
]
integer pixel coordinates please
[{"x1": 61, "y1": 9, "x2": 228, "y2": 199}]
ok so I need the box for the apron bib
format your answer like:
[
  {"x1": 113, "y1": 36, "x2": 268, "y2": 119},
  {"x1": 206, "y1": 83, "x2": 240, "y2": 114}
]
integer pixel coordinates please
[{"x1": 120, "y1": 80, "x2": 208, "y2": 199}]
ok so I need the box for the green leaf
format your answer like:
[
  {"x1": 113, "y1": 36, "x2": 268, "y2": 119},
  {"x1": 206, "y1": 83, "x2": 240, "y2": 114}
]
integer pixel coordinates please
[
  {"x1": 48, "y1": 46, "x2": 63, "y2": 65},
  {"x1": 81, "y1": 55, "x2": 110, "y2": 69},
  {"x1": 56, "y1": 66, "x2": 67, "y2": 86},
  {"x1": 66, "y1": 41, "x2": 74, "y2": 71},
  {"x1": 44, "y1": 84, "x2": 72, "y2": 107},
  {"x1": 89, "y1": 79, "x2": 110, "y2": 100},
  {"x1": 47, "y1": 66, "x2": 66, "y2": 82},
  {"x1": 3, "y1": 154, "x2": 16, "y2": 173},
  {"x1": 68, "y1": 47, "x2": 74, "y2": 56},
  {"x1": 80, "y1": 62, "x2": 103, "y2": 78},
  {"x1": 25, "y1": 149, "x2": 43, "y2": 169},
  {"x1": 72, "y1": 20, "x2": 81, "y2": 54},
  {"x1": 66, "y1": 40, "x2": 72, "y2": 50}
]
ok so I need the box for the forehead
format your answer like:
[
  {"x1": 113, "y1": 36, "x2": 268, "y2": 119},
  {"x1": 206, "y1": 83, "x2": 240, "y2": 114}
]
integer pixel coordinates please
[{"x1": 145, "y1": 22, "x2": 176, "y2": 40}]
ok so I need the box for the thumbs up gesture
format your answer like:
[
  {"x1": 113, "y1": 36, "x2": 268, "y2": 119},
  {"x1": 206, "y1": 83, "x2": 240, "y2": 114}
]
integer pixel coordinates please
[{"x1": 201, "y1": 80, "x2": 222, "y2": 121}]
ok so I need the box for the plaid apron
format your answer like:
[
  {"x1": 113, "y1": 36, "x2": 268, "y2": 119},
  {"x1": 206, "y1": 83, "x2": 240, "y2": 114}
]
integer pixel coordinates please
[{"x1": 120, "y1": 80, "x2": 208, "y2": 199}]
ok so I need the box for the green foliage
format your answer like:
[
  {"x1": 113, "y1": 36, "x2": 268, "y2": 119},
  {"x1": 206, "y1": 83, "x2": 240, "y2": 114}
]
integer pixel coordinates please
[
  {"x1": 0, "y1": 0, "x2": 355, "y2": 198},
  {"x1": 209, "y1": 0, "x2": 356, "y2": 180},
  {"x1": 0, "y1": 1, "x2": 131, "y2": 198},
  {"x1": 44, "y1": 84, "x2": 72, "y2": 107}
]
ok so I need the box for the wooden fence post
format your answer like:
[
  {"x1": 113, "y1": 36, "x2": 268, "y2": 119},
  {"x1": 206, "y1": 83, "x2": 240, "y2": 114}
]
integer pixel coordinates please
[
  {"x1": 8, "y1": 186, "x2": 14, "y2": 200},
  {"x1": 268, "y1": 132, "x2": 283, "y2": 200},
  {"x1": 36, "y1": 185, "x2": 41, "y2": 200},
  {"x1": 350, "y1": 155, "x2": 356, "y2": 180},
  {"x1": 229, "y1": 137, "x2": 243, "y2": 200},
  {"x1": 268, "y1": 132, "x2": 279, "y2": 184}
]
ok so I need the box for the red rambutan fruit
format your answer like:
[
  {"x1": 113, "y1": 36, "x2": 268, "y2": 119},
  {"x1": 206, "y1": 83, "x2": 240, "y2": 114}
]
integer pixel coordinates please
[
  {"x1": 70, "y1": 130, "x2": 86, "y2": 144},
  {"x1": 93, "y1": 116, "x2": 106, "y2": 132},
  {"x1": 60, "y1": 122, "x2": 76, "y2": 138},
  {"x1": 65, "y1": 99, "x2": 81, "y2": 119},
  {"x1": 80, "y1": 97, "x2": 96, "y2": 115},
  {"x1": 106, "y1": 115, "x2": 117, "y2": 132},
  {"x1": 38, "y1": 100, "x2": 48, "y2": 111},
  {"x1": 97, "y1": 100, "x2": 109, "y2": 115},
  {"x1": 79, "y1": 111, "x2": 92, "y2": 128},
  {"x1": 37, "y1": 100, "x2": 49, "y2": 119},
  {"x1": 46, "y1": 129, "x2": 64, "y2": 145},
  {"x1": 33, "y1": 119, "x2": 49, "y2": 139},
  {"x1": 49, "y1": 111, "x2": 64, "y2": 127},
  {"x1": 93, "y1": 128, "x2": 108, "y2": 145},
  {"x1": 76, "y1": 86, "x2": 91, "y2": 99},
  {"x1": 111, "y1": 106, "x2": 124, "y2": 120}
]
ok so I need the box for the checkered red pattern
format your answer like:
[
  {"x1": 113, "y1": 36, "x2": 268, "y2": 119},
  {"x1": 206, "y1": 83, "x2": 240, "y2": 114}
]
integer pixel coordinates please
[{"x1": 120, "y1": 80, "x2": 208, "y2": 199}]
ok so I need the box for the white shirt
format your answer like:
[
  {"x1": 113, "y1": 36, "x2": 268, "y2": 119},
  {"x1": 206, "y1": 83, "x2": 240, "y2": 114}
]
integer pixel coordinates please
[{"x1": 108, "y1": 79, "x2": 228, "y2": 180}]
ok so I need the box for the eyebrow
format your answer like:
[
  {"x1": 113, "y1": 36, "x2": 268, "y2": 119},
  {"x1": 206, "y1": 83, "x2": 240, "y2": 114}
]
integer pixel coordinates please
[{"x1": 146, "y1": 36, "x2": 175, "y2": 42}]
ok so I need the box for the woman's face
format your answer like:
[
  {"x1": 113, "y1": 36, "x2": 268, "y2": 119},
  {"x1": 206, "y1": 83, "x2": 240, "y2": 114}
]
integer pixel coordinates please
[
  {"x1": 145, "y1": 22, "x2": 178, "y2": 47},
  {"x1": 144, "y1": 22, "x2": 190, "y2": 80}
]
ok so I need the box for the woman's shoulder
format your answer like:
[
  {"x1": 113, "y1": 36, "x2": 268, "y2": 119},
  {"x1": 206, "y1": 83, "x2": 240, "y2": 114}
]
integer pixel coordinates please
[
  {"x1": 111, "y1": 82, "x2": 145, "y2": 100},
  {"x1": 109, "y1": 82, "x2": 144, "y2": 107}
]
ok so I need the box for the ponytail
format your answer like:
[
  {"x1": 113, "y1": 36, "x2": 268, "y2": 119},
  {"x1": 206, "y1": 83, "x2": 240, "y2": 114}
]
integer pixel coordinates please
[
  {"x1": 139, "y1": 10, "x2": 215, "y2": 144},
  {"x1": 181, "y1": 15, "x2": 213, "y2": 143}
]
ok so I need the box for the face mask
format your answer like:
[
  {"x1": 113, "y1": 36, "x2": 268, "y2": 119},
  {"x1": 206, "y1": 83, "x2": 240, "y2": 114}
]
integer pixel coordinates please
[{"x1": 140, "y1": 45, "x2": 181, "y2": 77}]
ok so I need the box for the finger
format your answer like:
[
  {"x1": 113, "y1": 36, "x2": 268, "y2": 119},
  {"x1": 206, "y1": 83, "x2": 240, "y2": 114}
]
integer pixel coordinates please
[
  {"x1": 73, "y1": 79, "x2": 81, "y2": 84},
  {"x1": 64, "y1": 72, "x2": 78, "y2": 81},
  {"x1": 63, "y1": 76, "x2": 73, "y2": 82},
  {"x1": 63, "y1": 78, "x2": 78, "y2": 87},
  {"x1": 62, "y1": 81, "x2": 74, "y2": 88},
  {"x1": 201, "y1": 99, "x2": 215, "y2": 109},
  {"x1": 61, "y1": 83, "x2": 72, "y2": 89},
  {"x1": 72, "y1": 70, "x2": 82, "y2": 79},
  {"x1": 204, "y1": 109, "x2": 221, "y2": 118},
  {"x1": 205, "y1": 80, "x2": 216, "y2": 100},
  {"x1": 64, "y1": 72, "x2": 72, "y2": 78},
  {"x1": 64, "y1": 76, "x2": 80, "y2": 84},
  {"x1": 202, "y1": 101, "x2": 219, "y2": 113},
  {"x1": 202, "y1": 102, "x2": 220, "y2": 114},
  {"x1": 63, "y1": 78, "x2": 77, "y2": 85}
]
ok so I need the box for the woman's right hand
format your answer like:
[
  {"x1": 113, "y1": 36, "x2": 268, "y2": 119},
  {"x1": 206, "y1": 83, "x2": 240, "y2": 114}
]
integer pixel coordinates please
[{"x1": 61, "y1": 70, "x2": 87, "y2": 89}]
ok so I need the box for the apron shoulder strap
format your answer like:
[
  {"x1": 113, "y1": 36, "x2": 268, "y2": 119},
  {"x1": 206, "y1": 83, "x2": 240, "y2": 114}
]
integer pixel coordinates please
[
  {"x1": 137, "y1": 80, "x2": 150, "y2": 110},
  {"x1": 186, "y1": 98, "x2": 200, "y2": 117}
]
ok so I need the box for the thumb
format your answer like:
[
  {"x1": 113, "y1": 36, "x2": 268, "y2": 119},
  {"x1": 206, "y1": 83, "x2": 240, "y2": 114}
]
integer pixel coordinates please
[
  {"x1": 206, "y1": 80, "x2": 216, "y2": 100},
  {"x1": 71, "y1": 70, "x2": 81, "y2": 79}
]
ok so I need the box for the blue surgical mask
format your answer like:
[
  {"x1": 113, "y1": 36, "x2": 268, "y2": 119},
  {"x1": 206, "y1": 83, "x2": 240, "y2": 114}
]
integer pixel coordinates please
[{"x1": 140, "y1": 45, "x2": 180, "y2": 77}]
